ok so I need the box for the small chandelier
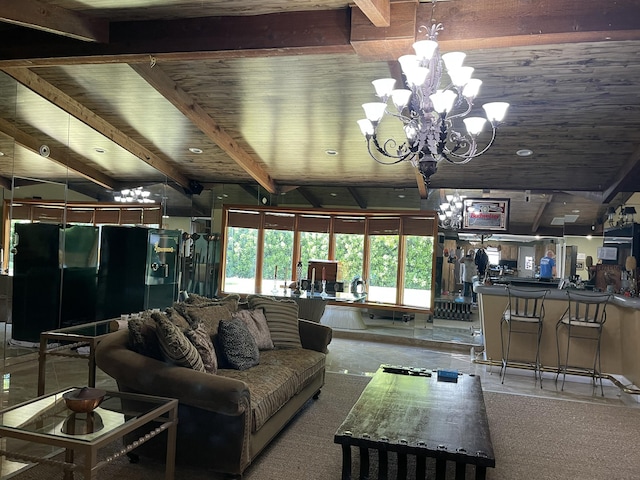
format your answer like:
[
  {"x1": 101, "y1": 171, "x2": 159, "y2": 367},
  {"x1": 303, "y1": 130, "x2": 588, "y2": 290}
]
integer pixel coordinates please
[
  {"x1": 114, "y1": 187, "x2": 154, "y2": 203},
  {"x1": 438, "y1": 191, "x2": 464, "y2": 230},
  {"x1": 357, "y1": 24, "x2": 509, "y2": 189}
]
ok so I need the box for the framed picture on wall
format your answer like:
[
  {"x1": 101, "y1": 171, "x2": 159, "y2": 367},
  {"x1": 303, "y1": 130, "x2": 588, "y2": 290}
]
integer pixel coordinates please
[{"x1": 462, "y1": 199, "x2": 509, "y2": 232}]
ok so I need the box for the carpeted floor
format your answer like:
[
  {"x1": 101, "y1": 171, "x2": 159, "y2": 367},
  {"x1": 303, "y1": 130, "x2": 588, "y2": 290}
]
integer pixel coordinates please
[{"x1": 7, "y1": 373, "x2": 640, "y2": 479}]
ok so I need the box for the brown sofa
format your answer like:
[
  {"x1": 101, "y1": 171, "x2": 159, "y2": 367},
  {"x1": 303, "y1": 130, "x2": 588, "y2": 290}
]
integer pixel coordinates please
[{"x1": 95, "y1": 299, "x2": 332, "y2": 477}]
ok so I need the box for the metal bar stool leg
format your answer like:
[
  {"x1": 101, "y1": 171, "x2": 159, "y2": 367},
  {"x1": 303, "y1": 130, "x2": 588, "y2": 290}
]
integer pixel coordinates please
[{"x1": 535, "y1": 320, "x2": 543, "y2": 388}]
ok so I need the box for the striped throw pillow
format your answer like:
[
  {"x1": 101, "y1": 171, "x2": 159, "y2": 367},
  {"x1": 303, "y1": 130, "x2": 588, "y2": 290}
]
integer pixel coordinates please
[
  {"x1": 247, "y1": 295, "x2": 301, "y2": 349},
  {"x1": 152, "y1": 311, "x2": 205, "y2": 372}
]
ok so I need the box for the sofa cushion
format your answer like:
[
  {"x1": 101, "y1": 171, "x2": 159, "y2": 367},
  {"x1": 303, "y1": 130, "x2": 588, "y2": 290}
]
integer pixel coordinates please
[
  {"x1": 247, "y1": 295, "x2": 302, "y2": 349},
  {"x1": 152, "y1": 312, "x2": 205, "y2": 372},
  {"x1": 218, "y1": 318, "x2": 260, "y2": 370},
  {"x1": 217, "y1": 364, "x2": 300, "y2": 432},
  {"x1": 184, "y1": 322, "x2": 218, "y2": 374},
  {"x1": 232, "y1": 309, "x2": 274, "y2": 351},
  {"x1": 127, "y1": 312, "x2": 163, "y2": 360},
  {"x1": 259, "y1": 348, "x2": 326, "y2": 394}
]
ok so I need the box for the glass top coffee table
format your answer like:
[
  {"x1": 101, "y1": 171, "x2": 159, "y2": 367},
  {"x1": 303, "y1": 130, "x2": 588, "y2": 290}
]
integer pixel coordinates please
[
  {"x1": 38, "y1": 319, "x2": 119, "y2": 396},
  {"x1": 0, "y1": 387, "x2": 178, "y2": 480}
]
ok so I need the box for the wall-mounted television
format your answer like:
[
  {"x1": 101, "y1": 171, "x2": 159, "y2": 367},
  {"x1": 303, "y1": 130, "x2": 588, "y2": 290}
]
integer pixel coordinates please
[{"x1": 597, "y1": 246, "x2": 617, "y2": 261}]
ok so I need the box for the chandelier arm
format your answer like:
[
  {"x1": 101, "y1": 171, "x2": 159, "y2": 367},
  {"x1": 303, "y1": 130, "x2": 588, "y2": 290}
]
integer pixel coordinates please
[
  {"x1": 440, "y1": 125, "x2": 498, "y2": 164},
  {"x1": 446, "y1": 99, "x2": 473, "y2": 122},
  {"x1": 367, "y1": 137, "x2": 413, "y2": 165}
]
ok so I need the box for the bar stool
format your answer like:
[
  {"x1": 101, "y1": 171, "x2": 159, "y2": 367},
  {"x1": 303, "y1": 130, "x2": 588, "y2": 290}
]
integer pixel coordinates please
[
  {"x1": 500, "y1": 286, "x2": 548, "y2": 386},
  {"x1": 555, "y1": 291, "x2": 611, "y2": 396}
]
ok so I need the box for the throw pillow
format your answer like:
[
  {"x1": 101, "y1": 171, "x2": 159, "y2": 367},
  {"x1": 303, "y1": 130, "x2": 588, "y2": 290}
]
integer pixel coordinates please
[
  {"x1": 165, "y1": 307, "x2": 191, "y2": 329},
  {"x1": 247, "y1": 295, "x2": 302, "y2": 349},
  {"x1": 173, "y1": 303, "x2": 233, "y2": 340},
  {"x1": 152, "y1": 311, "x2": 205, "y2": 372},
  {"x1": 184, "y1": 322, "x2": 218, "y2": 374},
  {"x1": 232, "y1": 309, "x2": 274, "y2": 350},
  {"x1": 181, "y1": 293, "x2": 240, "y2": 313},
  {"x1": 218, "y1": 318, "x2": 260, "y2": 370},
  {"x1": 127, "y1": 312, "x2": 163, "y2": 360}
]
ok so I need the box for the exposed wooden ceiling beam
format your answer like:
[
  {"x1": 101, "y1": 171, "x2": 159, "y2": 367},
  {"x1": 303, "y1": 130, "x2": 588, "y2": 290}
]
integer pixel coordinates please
[
  {"x1": 602, "y1": 143, "x2": 640, "y2": 203},
  {"x1": 130, "y1": 63, "x2": 277, "y2": 194},
  {"x1": 1, "y1": 66, "x2": 192, "y2": 190},
  {"x1": 353, "y1": 0, "x2": 390, "y2": 27},
  {"x1": 531, "y1": 193, "x2": 553, "y2": 233},
  {"x1": 298, "y1": 187, "x2": 322, "y2": 209},
  {"x1": 0, "y1": 175, "x2": 10, "y2": 190},
  {"x1": 0, "y1": 117, "x2": 116, "y2": 190},
  {"x1": 347, "y1": 186, "x2": 367, "y2": 209},
  {"x1": 0, "y1": 1, "x2": 638, "y2": 67},
  {"x1": 0, "y1": 0, "x2": 109, "y2": 43},
  {"x1": 415, "y1": 168, "x2": 428, "y2": 199}
]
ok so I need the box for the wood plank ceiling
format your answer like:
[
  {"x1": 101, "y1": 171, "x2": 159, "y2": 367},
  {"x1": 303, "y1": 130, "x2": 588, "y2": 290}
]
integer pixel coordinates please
[{"x1": 0, "y1": 0, "x2": 638, "y2": 234}]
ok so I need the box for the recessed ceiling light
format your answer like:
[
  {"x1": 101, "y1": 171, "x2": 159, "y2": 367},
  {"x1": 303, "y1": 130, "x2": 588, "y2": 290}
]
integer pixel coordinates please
[
  {"x1": 0, "y1": 151, "x2": 5, "y2": 156},
  {"x1": 189, "y1": 147, "x2": 203, "y2": 154},
  {"x1": 94, "y1": 147, "x2": 106, "y2": 154},
  {"x1": 325, "y1": 149, "x2": 338, "y2": 156},
  {"x1": 516, "y1": 149, "x2": 533, "y2": 157},
  {"x1": 330, "y1": 192, "x2": 338, "y2": 197},
  {"x1": 572, "y1": 209, "x2": 580, "y2": 213},
  {"x1": 398, "y1": 194, "x2": 406, "y2": 199}
]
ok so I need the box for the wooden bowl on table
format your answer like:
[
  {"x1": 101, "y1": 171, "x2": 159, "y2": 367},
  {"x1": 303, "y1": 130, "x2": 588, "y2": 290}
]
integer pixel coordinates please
[{"x1": 63, "y1": 387, "x2": 106, "y2": 413}]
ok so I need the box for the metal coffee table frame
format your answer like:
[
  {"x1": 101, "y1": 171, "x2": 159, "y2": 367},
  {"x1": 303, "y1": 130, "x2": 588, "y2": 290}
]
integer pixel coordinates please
[
  {"x1": 38, "y1": 319, "x2": 117, "y2": 396},
  {"x1": 0, "y1": 387, "x2": 178, "y2": 480}
]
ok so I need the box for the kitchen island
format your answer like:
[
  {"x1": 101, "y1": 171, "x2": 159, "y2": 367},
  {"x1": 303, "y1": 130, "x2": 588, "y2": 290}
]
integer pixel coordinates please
[{"x1": 476, "y1": 285, "x2": 640, "y2": 390}]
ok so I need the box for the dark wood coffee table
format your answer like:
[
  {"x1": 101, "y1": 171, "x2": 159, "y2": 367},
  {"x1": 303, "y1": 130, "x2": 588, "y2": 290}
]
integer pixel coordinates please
[{"x1": 334, "y1": 366, "x2": 495, "y2": 480}]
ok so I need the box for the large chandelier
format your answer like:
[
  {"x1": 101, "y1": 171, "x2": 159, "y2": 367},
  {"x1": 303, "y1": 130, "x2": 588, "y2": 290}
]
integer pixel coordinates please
[
  {"x1": 357, "y1": 24, "x2": 509, "y2": 188},
  {"x1": 438, "y1": 191, "x2": 464, "y2": 230}
]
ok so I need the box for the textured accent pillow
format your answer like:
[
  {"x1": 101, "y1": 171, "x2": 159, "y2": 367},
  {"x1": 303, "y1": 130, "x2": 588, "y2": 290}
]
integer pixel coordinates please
[
  {"x1": 181, "y1": 293, "x2": 240, "y2": 313},
  {"x1": 247, "y1": 295, "x2": 302, "y2": 349},
  {"x1": 232, "y1": 309, "x2": 274, "y2": 350},
  {"x1": 184, "y1": 322, "x2": 218, "y2": 374},
  {"x1": 152, "y1": 311, "x2": 205, "y2": 372},
  {"x1": 127, "y1": 314, "x2": 163, "y2": 360},
  {"x1": 218, "y1": 318, "x2": 260, "y2": 370},
  {"x1": 173, "y1": 303, "x2": 233, "y2": 341},
  {"x1": 165, "y1": 307, "x2": 191, "y2": 329}
]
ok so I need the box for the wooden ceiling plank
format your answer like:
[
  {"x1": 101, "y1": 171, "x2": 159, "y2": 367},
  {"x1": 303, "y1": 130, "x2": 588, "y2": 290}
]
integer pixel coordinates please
[
  {"x1": 0, "y1": 117, "x2": 116, "y2": 190},
  {"x1": 2, "y1": 67, "x2": 192, "y2": 190},
  {"x1": 353, "y1": 0, "x2": 391, "y2": 28},
  {"x1": 0, "y1": 0, "x2": 109, "y2": 43},
  {"x1": 131, "y1": 63, "x2": 277, "y2": 194},
  {"x1": 347, "y1": 186, "x2": 367, "y2": 209}
]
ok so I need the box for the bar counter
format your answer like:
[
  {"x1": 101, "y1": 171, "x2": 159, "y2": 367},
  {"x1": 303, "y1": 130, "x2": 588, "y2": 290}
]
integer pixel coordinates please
[{"x1": 476, "y1": 285, "x2": 640, "y2": 388}]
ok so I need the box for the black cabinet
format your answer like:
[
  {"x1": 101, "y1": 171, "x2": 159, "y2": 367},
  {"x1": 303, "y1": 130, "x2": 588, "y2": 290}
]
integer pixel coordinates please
[
  {"x1": 12, "y1": 223, "x2": 99, "y2": 343},
  {"x1": 96, "y1": 226, "x2": 180, "y2": 319}
]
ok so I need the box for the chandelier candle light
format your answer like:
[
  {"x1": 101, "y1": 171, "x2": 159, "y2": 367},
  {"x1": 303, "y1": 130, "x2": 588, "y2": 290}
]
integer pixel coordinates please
[{"x1": 357, "y1": 24, "x2": 509, "y2": 188}]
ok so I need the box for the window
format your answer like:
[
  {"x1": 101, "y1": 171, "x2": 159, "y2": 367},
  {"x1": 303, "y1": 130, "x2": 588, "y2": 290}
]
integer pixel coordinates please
[
  {"x1": 224, "y1": 226, "x2": 258, "y2": 294},
  {"x1": 221, "y1": 206, "x2": 437, "y2": 309}
]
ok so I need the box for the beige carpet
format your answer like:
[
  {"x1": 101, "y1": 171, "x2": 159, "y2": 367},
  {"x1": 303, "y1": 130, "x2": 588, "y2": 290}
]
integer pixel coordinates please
[{"x1": 7, "y1": 374, "x2": 640, "y2": 479}]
